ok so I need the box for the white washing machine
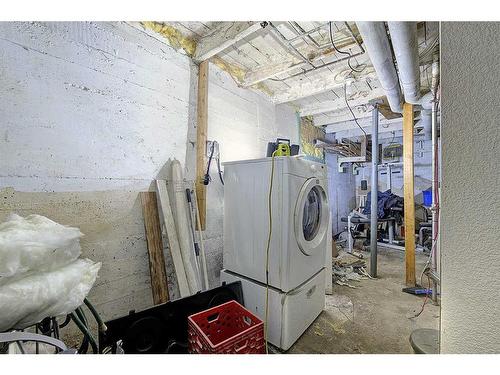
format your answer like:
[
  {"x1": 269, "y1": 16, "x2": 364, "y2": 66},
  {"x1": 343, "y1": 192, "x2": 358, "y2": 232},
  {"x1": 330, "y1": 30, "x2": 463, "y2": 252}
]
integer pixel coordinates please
[
  {"x1": 221, "y1": 156, "x2": 330, "y2": 350},
  {"x1": 223, "y1": 156, "x2": 330, "y2": 292}
]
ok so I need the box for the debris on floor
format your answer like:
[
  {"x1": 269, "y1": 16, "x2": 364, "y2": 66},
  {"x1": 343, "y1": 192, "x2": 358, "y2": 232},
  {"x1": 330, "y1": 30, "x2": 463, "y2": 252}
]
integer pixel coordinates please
[{"x1": 332, "y1": 250, "x2": 372, "y2": 288}]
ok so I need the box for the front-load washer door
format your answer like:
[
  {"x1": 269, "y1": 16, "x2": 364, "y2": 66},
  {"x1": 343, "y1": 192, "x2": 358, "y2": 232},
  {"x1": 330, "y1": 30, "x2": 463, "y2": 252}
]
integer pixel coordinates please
[{"x1": 294, "y1": 177, "x2": 329, "y2": 256}]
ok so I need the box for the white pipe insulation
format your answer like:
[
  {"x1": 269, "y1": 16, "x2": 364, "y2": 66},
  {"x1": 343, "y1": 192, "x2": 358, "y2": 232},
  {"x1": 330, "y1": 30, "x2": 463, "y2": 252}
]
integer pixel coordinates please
[
  {"x1": 387, "y1": 22, "x2": 440, "y2": 113},
  {"x1": 419, "y1": 109, "x2": 432, "y2": 141},
  {"x1": 387, "y1": 22, "x2": 421, "y2": 104},
  {"x1": 356, "y1": 22, "x2": 403, "y2": 113}
]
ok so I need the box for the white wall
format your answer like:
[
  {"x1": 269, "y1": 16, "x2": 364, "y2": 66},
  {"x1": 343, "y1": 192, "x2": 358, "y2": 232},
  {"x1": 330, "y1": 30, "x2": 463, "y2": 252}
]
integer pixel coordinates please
[
  {"x1": 440, "y1": 22, "x2": 500, "y2": 353},
  {"x1": 0, "y1": 21, "x2": 298, "y2": 331}
]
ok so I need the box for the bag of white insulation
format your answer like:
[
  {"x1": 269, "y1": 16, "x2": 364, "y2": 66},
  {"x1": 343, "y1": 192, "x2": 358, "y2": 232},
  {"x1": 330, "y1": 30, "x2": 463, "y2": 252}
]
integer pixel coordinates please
[{"x1": 0, "y1": 214, "x2": 101, "y2": 332}]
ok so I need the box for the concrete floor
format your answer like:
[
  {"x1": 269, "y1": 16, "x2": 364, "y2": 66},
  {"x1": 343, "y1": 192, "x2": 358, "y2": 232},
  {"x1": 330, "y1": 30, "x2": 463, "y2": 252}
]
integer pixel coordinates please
[{"x1": 289, "y1": 247, "x2": 440, "y2": 354}]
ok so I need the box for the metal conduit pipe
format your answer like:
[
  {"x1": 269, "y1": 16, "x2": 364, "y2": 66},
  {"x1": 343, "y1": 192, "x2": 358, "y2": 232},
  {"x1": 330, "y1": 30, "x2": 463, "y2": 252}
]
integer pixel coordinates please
[
  {"x1": 370, "y1": 104, "x2": 379, "y2": 278},
  {"x1": 356, "y1": 22, "x2": 403, "y2": 113},
  {"x1": 387, "y1": 22, "x2": 421, "y2": 104}
]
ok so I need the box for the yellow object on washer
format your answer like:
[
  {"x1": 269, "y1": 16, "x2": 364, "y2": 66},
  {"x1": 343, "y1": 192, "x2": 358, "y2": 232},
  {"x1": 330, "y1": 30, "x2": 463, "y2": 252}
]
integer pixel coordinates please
[{"x1": 275, "y1": 143, "x2": 291, "y2": 156}]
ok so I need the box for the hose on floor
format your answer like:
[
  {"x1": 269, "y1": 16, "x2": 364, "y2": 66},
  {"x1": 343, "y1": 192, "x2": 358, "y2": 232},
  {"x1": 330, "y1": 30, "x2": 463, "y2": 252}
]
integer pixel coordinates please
[{"x1": 70, "y1": 310, "x2": 98, "y2": 354}]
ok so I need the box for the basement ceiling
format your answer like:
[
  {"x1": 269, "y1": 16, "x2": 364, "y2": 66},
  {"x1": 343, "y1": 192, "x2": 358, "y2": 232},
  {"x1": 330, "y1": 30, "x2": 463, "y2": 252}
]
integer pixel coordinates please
[{"x1": 136, "y1": 21, "x2": 439, "y2": 132}]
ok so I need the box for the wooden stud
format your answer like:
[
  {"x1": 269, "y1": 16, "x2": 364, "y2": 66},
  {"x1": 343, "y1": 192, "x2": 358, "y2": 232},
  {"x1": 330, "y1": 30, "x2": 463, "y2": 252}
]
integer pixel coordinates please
[
  {"x1": 140, "y1": 192, "x2": 169, "y2": 304},
  {"x1": 155, "y1": 180, "x2": 190, "y2": 297},
  {"x1": 403, "y1": 103, "x2": 416, "y2": 287},
  {"x1": 196, "y1": 60, "x2": 209, "y2": 231}
]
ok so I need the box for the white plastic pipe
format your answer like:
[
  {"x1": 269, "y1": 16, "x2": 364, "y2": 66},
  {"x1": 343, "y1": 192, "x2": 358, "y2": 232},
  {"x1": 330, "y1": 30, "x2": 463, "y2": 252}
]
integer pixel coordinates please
[
  {"x1": 356, "y1": 22, "x2": 403, "y2": 113},
  {"x1": 171, "y1": 159, "x2": 200, "y2": 294}
]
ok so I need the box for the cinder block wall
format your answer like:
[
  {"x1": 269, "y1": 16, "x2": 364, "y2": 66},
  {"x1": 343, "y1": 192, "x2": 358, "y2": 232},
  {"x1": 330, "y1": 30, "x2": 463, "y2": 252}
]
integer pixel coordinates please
[
  {"x1": 440, "y1": 22, "x2": 500, "y2": 353},
  {"x1": 0, "y1": 22, "x2": 298, "y2": 332}
]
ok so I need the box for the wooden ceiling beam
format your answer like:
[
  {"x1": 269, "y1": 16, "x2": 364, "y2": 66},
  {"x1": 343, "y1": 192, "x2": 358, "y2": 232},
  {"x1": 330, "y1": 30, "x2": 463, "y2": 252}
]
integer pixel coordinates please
[
  {"x1": 242, "y1": 43, "x2": 363, "y2": 88},
  {"x1": 193, "y1": 22, "x2": 265, "y2": 62},
  {"x1": 323, "y1": 117, "x2": 402, "y2": 133},
  {"x1": 272, "y1": 70, "x2": 378, "y2": 104},
  {"x1": 300, "y1": 87, "x2": 386, "y2": 117}
]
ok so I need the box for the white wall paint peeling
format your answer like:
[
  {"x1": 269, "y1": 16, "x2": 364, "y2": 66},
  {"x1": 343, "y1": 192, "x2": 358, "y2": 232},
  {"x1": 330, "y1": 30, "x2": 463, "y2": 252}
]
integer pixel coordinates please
[{"x1": 0, "y1": 21, "x2": 298, "y2": 335}]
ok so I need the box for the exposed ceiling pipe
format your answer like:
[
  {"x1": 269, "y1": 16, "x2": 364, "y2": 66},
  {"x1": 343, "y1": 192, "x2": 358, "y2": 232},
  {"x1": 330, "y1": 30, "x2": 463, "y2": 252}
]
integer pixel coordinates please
[
  {"x1": 387, "y1": 23, "x2": 441, "y2": 113},
  {"x1": 387, "y1": 22, "x2": 420, "y2": 104},
  {"x1": 356, "y1": 22, "x2": 403, "y2": 113},
  {"x1": 419, "y1": 109, "x2": 432, "y2": 141}
]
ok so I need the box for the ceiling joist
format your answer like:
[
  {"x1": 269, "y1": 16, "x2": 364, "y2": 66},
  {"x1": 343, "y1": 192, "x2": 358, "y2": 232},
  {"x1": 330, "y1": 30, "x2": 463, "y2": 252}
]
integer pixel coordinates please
[
  {"x1": 324, "y1": 117, "x2": 402, "y2": 134},
  {"x1": 242, "y1": 58, "x2": 300, "y2": 87},
  {"x1": 300, "y1": 87, "x2": 385, "y2": 117},
  {"x1": 194, "y1": 21, "x2": 265, "y2": 62},
  {"x1": 272, "y1": 70, "x2": 378, "y2": 104},
  {"x1": 242, "y1": 38, "x2": 363, "y2": 88}
]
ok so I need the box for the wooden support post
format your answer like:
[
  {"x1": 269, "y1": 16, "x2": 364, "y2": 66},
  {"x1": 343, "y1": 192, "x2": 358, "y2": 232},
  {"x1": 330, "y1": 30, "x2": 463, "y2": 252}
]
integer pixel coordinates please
[
  {"x1": 196, "y1": 60, "x2": 209, "y2": 231},
  {"x1": 403, "y1": 103, "x2": 416, "y2": 287},
  {"x1": 140, "y1": 191, "x2": 169, "y2": 304}
]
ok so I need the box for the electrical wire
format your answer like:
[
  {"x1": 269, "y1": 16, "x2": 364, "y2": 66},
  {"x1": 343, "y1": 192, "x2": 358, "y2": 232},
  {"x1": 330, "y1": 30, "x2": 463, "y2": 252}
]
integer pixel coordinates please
[
  {"x1": 264, "y1": 149, "x2": 278, "y2": 354},
  {"x1": 343, "y1": 83, "x2": 368, "y2": 138},
  {"x1": 216, "y1": 155, "x2": 224, "y2": 185},
  {"x1": 59, "y1": 315, "x2": 71, "y2": 329},
  {"x1": 410, "y1": 275, "x2": 432, "y2": 319},
  {"x1": 203, "y1": 142, "x2": 215, "y2": 185},
  {"x1": 415, "y1": 111, "x2": 440, "y2": 317},
  {"x1": 203, "y1": 141, "x2": 224, "y2": 185},
  {"x1": 329, "y1": 22, "x2": 366, "y2": 74}
]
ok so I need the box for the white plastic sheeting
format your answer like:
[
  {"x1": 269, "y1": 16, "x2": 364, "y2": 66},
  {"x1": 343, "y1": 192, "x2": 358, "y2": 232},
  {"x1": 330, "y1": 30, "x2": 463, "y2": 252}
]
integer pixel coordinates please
[
  {"x1": 0, "y1": 259, "x2": 100, "y2": 331},
  {"x1": 0, "y1": 214, "x2": 100, "y2": 332},
  {"x1": 0, "y1": 214, "x2": 82, "y2": 284}
]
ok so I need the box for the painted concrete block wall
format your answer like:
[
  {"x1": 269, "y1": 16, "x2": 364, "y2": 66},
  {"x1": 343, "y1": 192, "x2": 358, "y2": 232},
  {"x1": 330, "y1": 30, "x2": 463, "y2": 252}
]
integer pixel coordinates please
[
  {"x1": 0, "y1": 21, "x2": 298, "y2": 332},
  {"x1": 440, "y1": 22, "x2": 500, "y2": 353}
]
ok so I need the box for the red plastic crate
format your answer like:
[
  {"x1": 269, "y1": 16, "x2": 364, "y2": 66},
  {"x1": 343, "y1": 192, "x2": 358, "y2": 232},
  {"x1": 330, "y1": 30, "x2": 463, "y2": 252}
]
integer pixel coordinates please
[{"x1": 188, "y1": 300, "x2": 265, "y2": 354}]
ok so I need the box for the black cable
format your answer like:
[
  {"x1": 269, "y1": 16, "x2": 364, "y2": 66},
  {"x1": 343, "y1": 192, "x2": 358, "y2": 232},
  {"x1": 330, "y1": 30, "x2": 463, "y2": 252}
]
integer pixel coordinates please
[
  {"x1": 59, "y1": 315, "x2": 71, "y2": 329},
  {"x1": 343, "y1": 83, "x2": 368, "y2": 138},
  {"x1": 204, "y1": 141, "x2": 224, "y2": 186},
  {"x1": 203, "y1": 142, "x2": 215, "y2": 185},
  {"x1": 216, "y1": 156, "x2": 224, "y2": 185},
  {"x1": 329, "y1": 22, "x2": 365, "y2": 73}
]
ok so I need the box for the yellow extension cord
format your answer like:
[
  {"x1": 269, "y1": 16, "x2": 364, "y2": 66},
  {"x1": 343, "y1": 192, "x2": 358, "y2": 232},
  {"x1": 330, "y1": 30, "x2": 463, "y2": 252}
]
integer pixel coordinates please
[{"x1": 264, "y1": 150, "x2": 278, "y2": 354}]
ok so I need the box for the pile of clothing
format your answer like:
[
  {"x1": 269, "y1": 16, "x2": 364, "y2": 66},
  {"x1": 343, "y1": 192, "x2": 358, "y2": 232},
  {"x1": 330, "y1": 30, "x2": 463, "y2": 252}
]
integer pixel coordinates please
[{"x1": 363, "y1": 190, "x2": 404, "y2": 221}]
